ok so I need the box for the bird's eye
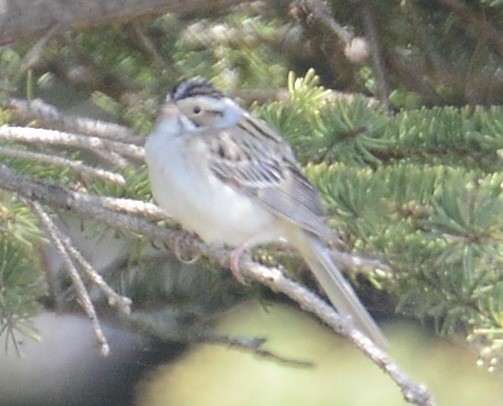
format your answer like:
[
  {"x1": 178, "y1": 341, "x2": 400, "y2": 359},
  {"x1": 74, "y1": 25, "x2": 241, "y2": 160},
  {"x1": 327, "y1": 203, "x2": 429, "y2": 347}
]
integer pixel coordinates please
[{"x1": 192, "y1": 106, "x2": 201, "y2": 114}]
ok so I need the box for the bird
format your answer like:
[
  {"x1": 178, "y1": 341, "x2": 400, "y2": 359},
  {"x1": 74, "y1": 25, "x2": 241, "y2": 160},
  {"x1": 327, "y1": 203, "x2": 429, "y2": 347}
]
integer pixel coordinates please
[{"x1": 144, "y1": 77, "x2": 386, "y2": 348}]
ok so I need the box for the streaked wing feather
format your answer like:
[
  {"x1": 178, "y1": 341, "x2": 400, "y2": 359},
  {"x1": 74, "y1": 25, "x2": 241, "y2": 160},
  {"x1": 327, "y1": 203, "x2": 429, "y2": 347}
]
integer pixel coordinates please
[{"x1": 203, "y1": 118, "x2": 335, "y2": 242}]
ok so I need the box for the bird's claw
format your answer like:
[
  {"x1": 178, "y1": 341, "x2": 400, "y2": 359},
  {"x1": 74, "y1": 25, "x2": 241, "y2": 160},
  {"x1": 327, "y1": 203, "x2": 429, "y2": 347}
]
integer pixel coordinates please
[{"x1": 230, "y1": 244, "x2": 249, "y2": 285}]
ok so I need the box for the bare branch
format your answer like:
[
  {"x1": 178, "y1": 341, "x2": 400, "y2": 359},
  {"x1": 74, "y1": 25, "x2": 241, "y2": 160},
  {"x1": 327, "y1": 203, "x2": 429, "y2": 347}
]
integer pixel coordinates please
[
  {"x1": 0, "y1": 165, "x2": 434, "y2": 405},
  {"x1": 240, "y1": 259, "x2": 433, "y2": 405},
  {"x1": 85, "y1": 195, "x2": 166, "y2": 219},
  {"x1": 0, "y1": 165, "x2": 172, "y2": 240},
  {"x1": 332, "y1": 251, "x2": 394, "y2": 278},
  {"x1": 0, "y1": 0, "x2": 254, "y2": 45},
  {"x1": 0, "y1": 146, "x2": 125, "y2": 184},
  {"x1": 5, "y1": 98, "x2": 143, "y2": 145},
  {"x1": 26, "y1": 200, "x2": 110, "y2": 356},
  {"x1": 126, "y1": 312, "x2": 313, "y2": 367},
  {"x1": 63, "y1": 241, "x2": 132, "y2": 315},
  {"x1": 18, "y1": 24, "x2": 61, "y2": 75},
  {"x1": 292, "y1": 0, "x2": 353, "y2": 45},
  {"x1": 359, "y1": 0, "x2": 390, "y2": 108},
  {"x1": 0, "y1": 126, "x2": 144, "y2": 164}
]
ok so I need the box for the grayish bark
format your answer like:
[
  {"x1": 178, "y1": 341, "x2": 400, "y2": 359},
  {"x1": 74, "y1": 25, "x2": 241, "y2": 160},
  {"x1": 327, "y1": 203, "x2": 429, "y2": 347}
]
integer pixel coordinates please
[{"x1": 0, "y1": 0, "x2": 250, "y2": 45}]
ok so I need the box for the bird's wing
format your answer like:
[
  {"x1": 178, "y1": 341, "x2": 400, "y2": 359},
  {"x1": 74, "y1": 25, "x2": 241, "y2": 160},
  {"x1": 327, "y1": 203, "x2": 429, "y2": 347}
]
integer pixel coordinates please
[
  {"x1": 199, "y1": 114, "x2": 336, "y2": 242},
  {"x1": 198, "y1": 114, "x2": 386, "y2": 347}
]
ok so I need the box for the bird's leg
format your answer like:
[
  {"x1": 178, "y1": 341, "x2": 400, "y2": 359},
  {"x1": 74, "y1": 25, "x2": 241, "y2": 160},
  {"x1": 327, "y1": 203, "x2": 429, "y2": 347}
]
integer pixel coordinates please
[
  {"x1": 229, "y1": 242, "x2": 250, "y2": 285},
  {"x1": 229, "y1": 235, "x2": 264, "y2": 285}
]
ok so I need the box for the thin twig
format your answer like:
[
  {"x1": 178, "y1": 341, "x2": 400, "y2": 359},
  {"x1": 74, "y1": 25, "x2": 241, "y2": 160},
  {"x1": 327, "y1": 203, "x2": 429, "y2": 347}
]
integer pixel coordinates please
[
  {"x1": 5, "y1": 98, "x2": 143, "y2": 145},
  {"x1": 293, "y1": 0, "x2": 352, "y2": 44},
  {"x1": 61, "y1": 240, "x2": 132, "y2": 315},
  {"x1": 194, "y1": 329, "x2": 313, "y2": 367},
  {"x1": 0, "y1": 126, "x2": 145, "y2": 167},
  {"x1": 239, "y1": 259, "x2": 433, "y2": 405},
  {"x1": 0, "y1": 165, "x2": 173, "y2": 240},
  {"x1": 125, "y1": 312, "x2": 313, "y2": 367},
  {"x1": 18, "y1": 24, "x2": 61, "y2": 75},
  {"x1": 26, "y1": 200, "x2": 110, "y2": 356},
  {"x1": 132, "y1": 22, "x2": 172, "y2": 71},
  {"x1": 359, "y1": 0, "x2": 390, "y2": 109},
  {"x1": 0, "y1": 126, "x2": 144, "y2": 166},
  {"x1": 83, "y1": 195, "x2": 166, "y2": 218},
  {"x1": 332, "y1": 250, "x2": 394, "y2": 278},
  {"x1": 0, "y1": 145, "x2": 125, "y2": 184},
  {"x1": 93, "y1": 150, "x2": 129, "y2": 168},
  {"x1": 0, "y1": 165, "x2": 434, "y2": 405}
]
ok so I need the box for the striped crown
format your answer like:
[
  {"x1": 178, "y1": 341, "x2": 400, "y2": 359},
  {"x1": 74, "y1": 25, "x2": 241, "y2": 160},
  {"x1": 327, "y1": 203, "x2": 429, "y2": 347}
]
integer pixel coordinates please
[{"x1": 169, "y1": 77, "x2": 224, "y2": 102}]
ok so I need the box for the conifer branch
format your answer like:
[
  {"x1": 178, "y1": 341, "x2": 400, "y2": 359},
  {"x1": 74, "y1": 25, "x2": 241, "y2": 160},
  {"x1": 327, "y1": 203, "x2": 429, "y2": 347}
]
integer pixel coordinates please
[{"x1": 0, "y1": 165, "x2": 433, "y2": 405}]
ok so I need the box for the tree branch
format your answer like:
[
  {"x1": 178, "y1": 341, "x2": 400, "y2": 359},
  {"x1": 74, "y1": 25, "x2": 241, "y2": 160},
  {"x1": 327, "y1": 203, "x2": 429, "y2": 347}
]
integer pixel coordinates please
[
  {"x1": 4, "y1": 98, "x2": 143, "y2": 145},
  {"x1": 359, "y1": 0, "x2": 390, "y2": 108},
  {"x1": 0, "y1": 0, "x2": 254, "y2": 45},
  {"x1": 27, "y1": 200, "x2": 111, "y2": 356},
  {"x1": 125, "y1": 312, "x2": 314, "y2": 367},
  {"x1": 0, "y1": 164, "x2": 434, "y2": 405},
  {"x1": 240, "y1": 259, "x2": 433, "y2": 406},
  {"x1": 0, "y1": 126, "x2": 144, "y2": 166},
  {"x1": 293, "y1": 0, "x2": 353, "y2": 44},
  {"x1": 0, "y1": 146, "x2": 125, "y2": 184}
]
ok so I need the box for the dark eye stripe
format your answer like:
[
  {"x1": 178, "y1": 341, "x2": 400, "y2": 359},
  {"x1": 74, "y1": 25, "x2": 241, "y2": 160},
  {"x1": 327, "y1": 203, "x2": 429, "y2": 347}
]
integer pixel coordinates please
[
  {"x1": 206, "y1": 109, "x2": 224, "y2": 117},
  {"x1": 185, "y1": 109, "x2": 222, "y2": 127}
]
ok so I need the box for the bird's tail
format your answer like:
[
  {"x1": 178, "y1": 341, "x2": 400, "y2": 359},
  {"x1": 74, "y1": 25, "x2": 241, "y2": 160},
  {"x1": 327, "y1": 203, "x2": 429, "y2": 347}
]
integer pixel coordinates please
[{"x1": 300, "y1": 235, "x2": 387, "y2": 349}]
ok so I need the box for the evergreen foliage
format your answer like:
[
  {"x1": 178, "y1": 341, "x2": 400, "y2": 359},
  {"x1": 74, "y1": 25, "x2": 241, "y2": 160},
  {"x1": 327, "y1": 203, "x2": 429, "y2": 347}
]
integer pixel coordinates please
[
  {"x1": 0, "y1": 197, "x2": 45, "y2": 351},
  {"x1": 270, "y1": 75, "x2": 503, "y2": 368},
  {"x1": 0, "y1": 1, "x2": 502, "y2": 369}
]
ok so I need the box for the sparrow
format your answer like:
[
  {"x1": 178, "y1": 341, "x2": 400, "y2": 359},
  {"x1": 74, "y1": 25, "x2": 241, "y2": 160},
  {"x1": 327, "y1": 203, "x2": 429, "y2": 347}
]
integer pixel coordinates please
[{"x1": 144, "y1": 77, "x2": 386, "y2": 347}]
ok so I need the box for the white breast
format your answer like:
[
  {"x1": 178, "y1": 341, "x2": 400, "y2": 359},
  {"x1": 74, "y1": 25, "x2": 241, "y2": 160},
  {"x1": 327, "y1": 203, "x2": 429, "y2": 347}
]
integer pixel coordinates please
[{"x1": 145, "y1": 127, "x2": 286, "y2": 247}]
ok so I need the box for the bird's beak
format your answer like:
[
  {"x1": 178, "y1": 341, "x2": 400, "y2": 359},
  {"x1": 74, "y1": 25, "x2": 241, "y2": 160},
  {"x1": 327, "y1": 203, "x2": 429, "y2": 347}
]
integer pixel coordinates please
[
  {"x1": 160, "y1": 102, "x2": 180, "y2": 119},
  {"x1": 151, "y1": 101, "x2": 183, "y2": 134}
]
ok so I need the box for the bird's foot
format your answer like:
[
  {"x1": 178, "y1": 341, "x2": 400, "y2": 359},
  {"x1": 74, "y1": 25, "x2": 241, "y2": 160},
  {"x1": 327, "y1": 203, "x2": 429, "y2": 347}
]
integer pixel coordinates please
[{"x1": 229, "y1": 244, "x2": 250, "y2": 285}]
